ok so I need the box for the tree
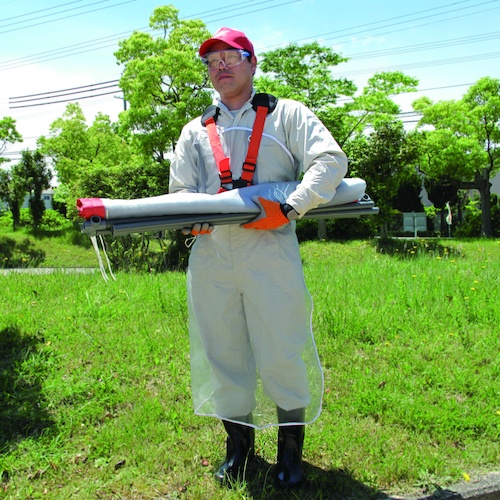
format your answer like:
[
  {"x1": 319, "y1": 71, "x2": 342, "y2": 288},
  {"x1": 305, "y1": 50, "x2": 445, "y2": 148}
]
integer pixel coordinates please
[
  {"x1": 18, "y1": 150, "x2": 52, "y2": 230},
  {"x1": 255, "y1": 43, "x2": 418, "y2": 238},
  {"x1": 413, "y1": 77, "x2": 500, "y2": 237},
  {"x1": 114, "y1": 4, "x2": 213, "y2": 164},
  {"x1": 347, "y1": 120, "x2": 419, "y2": 239},
  {"x1": 337, "y1": 71, "x2": 419, "y2": 146},
  {"x1": 0, "y1": 116, "x2": 23, "y2": 164},
  {"x1": 38, "y1": 103, "x2": 91, "y2": 188},
  {"x1": 38, "y1": 104, "x2": 162, "y2": 215},
  {"x1": 255, "y1": 41, "x2": 356, "y2": 112},
  {"x1": 0, "y1": 166, "x2": 26, "y2": 230}
]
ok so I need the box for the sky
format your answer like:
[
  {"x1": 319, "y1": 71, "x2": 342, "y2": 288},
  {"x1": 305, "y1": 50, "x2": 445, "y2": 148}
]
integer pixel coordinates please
[{"x1": 1, "y1": 0, "x2": 499, "y2": 163}]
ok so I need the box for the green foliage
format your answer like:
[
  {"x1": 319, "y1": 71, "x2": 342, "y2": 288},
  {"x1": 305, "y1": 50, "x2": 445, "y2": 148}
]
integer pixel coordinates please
[
  {"x1": 0, "y1": 325, "x2": 53, "y2": 444},
  {"x1": 0, "y1": 116, "x2": 22, "y2": 159},
  {"x1": 255, "y1": 43, "x2": 419, "y2": 145},
  {"x1": 296, "y1": 217, "x2": 377, "y2": 241},
  {"x1": 455, "y1": 194, "x2": 500, "y2": 237},
  {"x1": 38, "y1": 103, "x2": 90, "y2": 187},
  {"x1": 392, "y1": 173, "x2": 425, "y2": 213},
  {"x1": 254, "y1": 42, "x2": 419, "y2": 240},
  {"x1": 76, "y1": 158, "x2": 169, "y2": 200},
  {"x1": 338, "y1": 71, "x2": 418, "y2": 145},
  {"x1": 374, "y1": 238, "x2": 462, "y2": 259},
  {"x1": 413, "y1": 113, "x2": 484, "y2": 182},
  {"x1": 103, "y1": 232, "x2": 189, "y2": 273},
  {"x1": 0, "y1": 236, "x2": 45, "y2": 267},
  {"x1": 115, "y1": 4, "x2": 212, "y2": 161},
  {"x1": 413, "y1": 77, "x2": 500, "y2": 237},
  {"x1": 255, "y1": 41, "x2": 355, "y2": 112},
  {"x1": 1, "y1": 208, "x2": 72, "y2": 233},
  {"x1": 37, "y1": 210, "x2": 73, "y2": 232},
  {"x1": 17, "y1": 149, "x2": 52, "y2": 230},
  {"x1": 346, "y1": 121, "x2": 419, "y2": 237},
  {"x1": 0, "y1": 166, "x2": 26, "y2": 230},
  {"x1": 39, "y1": 104, "x2": 165, "y2": 216}
]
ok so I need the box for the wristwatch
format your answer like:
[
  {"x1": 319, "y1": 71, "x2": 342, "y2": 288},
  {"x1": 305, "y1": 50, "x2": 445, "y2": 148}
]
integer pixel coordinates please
[{"x1": 281, "y1": 203, "x2": 300, "y2": 221}]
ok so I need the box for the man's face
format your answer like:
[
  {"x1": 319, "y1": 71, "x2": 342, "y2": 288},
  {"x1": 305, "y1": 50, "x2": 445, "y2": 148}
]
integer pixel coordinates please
[{"x1": 205, "y1": 41, "x2": 257, "y2": 105}]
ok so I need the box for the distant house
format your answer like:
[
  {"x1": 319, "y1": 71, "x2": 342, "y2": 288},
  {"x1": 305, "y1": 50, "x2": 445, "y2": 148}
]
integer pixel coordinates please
[
  {"x1": 0, "y1": 188, "x2": 55, "y2": 212},
  {"x1": 28, "y1": 188, "x2": 55, "y2": 210}
]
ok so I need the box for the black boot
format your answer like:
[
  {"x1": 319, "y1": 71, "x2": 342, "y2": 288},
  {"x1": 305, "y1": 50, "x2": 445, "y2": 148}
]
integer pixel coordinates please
[
  {"x1": 214, "y1": 417, "x2": 255, "y2": 484},
  {"x1": 276, "y1": 407, "x2": 305, "y2": 488}
]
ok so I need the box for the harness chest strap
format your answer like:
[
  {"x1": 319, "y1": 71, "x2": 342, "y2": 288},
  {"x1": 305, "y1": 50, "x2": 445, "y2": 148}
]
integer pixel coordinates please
[{"x1": 202, "y1": 93, "x2": 277, "y2": 192}]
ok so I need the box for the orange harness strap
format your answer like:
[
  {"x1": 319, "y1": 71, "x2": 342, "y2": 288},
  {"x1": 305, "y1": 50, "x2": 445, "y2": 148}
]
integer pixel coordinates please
[
  {"x1": 239, "y1": 105, "x2": 268, "y2": 187},
  {"x1": 203, "y1": 94, "x2": 277, "y2": 192},
  {"x1": 205, "y1": 116, "x2": 232, "y2": 188}
]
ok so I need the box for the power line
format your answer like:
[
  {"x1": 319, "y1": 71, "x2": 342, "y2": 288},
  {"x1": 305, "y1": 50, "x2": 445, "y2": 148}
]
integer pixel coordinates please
[
  {"x1": 0, "y1": 0, "x2": 137, "y2": 35},
  {"x1": 261, "y1": 0, "x2": 499, "y2": 50},
  {"x1": 0, "y1": 0, "x2": 113, "y2": 28},
  {"x1": 200, "y1": 0, "x2": 300, "y2": 25},
  {"x1": 10, "y1": 80, "x2": 119, "y2": 100},
  {"x1": 4, "y1": 0, "x2": 499, "y2": 109},
  {"x1": 9, "y1": 90, "x2": 120, "y2": 109},
  {"x1": 0, "y1": 0, "x2": 496, "y2": 77},
  {"x1": 0, "y1": 0, "x2": 295, "y2": 71},
  {"x1": 318, "y1": 4, "x2": 500, "y2": 50},
  {"x1": 335, "y1": 51, "x2": 500, "y2": 78},
  {"x1": 0, "y1": 0, "x2": 485, "y2": 71},
  {"x1": 346, "y1": 31, "x2": 500, "y2": 60},
  {"x1": 8, "y1": 25, "x2": 498, "y2": 109}
]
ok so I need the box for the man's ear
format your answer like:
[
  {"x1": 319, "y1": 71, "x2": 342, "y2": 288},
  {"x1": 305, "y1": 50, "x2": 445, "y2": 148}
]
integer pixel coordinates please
[{"x1": 251, "y1": 55, "x2": 257, "y2": 75}]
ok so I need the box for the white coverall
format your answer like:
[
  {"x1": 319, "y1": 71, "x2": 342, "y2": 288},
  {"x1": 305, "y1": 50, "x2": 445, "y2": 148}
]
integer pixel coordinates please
[{"x1": 169, "y1": 91, "x2": 348, "y2": 428}]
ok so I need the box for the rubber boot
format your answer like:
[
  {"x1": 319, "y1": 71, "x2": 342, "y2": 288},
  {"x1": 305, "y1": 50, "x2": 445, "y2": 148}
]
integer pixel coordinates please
[
  {"x1": 214, "y1": 416, "x2": 255, "y2": 484},
  {"x1": 276, "y1": 407, "x2": 305, "y2": 488}
]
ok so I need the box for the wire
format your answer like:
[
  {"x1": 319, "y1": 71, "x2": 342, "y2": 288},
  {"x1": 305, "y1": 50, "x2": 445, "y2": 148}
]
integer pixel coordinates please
[
  {"x1": 267, "y1": 0, "x2": 497, "y2": 48},
  {"x1": 200, "y1": 0, "x2": 300, "y2": 24},
  {"x1": 0, "y1": 0, "x2": 112, "y2": 28},
  {"x1": 0, "y1": 0, "x2": 295, "y2": 71},
  {"x1": 346, "y1": 31, "x2": 500, "y2": 60},
  {"x1": 10, "y1": 80, "x2": 119, "y2": 100},
  {"x1": 335, "y1": 51, "x2": 500, "y2": 77},
  {"x1": 0, "y1": 0, "x2": 493, "y2": 70},
  {"x1": 0, "y1": 0, "x2": 137, "y2": 35},
  {"x1": 4, "y1": 0, "x2": 499, "y2": 108},
  {"x1": 9, "y1": 90, "x2": 120, "y2": 109}
]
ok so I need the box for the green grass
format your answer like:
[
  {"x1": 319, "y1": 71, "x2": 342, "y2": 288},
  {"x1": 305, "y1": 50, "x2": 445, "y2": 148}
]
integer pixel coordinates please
[
  {"x1": 0, "y1": 238, "x2": 499, "y2": 499},
  {"x1": 0, "y1": 223, "x2": 97, "y2": 269}
]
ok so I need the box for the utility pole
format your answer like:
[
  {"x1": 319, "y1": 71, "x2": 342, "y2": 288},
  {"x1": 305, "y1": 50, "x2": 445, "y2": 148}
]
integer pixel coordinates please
[{"x1": 114, "y1": 95, "x2": 127, "y2": 111}]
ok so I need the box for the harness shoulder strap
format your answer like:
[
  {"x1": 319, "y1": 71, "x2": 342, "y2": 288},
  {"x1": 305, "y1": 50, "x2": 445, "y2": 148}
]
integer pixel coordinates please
[
  {"x1": 201, "y1": 94, "x2": 278, "y2": 191},
  {"x1": 201, "y1": 104, "x2": 220, "y2": 126},
  {"x1": 251, "y1": 93, "x2": 278, "y2": 114}
]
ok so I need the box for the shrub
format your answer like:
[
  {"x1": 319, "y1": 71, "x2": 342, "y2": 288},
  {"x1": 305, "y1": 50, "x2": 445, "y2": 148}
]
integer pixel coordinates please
[
  {"x1": 0, "y1": 236, "x2": 46, "y2": 268},
  {"x1": 454, "y1": 194, "x2": 500, "y2": 237},
  {"x1": 39, "y1": 210, "x2": 73, "y2": 231}
]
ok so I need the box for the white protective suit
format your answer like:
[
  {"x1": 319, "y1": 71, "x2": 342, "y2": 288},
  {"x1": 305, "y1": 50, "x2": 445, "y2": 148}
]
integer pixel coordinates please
[{"x1": 169, "y1": 91, "x2": 348, "y2": 429}]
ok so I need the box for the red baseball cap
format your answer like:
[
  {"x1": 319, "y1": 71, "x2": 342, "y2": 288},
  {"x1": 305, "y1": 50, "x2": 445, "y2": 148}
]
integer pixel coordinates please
[{"x1": 199, "y1": 27, "x2": 254, "y2": 57}]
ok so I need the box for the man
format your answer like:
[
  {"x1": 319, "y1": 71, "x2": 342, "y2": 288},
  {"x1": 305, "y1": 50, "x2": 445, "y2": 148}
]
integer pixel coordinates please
[{"x1": 169, "y1": 27, "x2": 348, "y2": 488}]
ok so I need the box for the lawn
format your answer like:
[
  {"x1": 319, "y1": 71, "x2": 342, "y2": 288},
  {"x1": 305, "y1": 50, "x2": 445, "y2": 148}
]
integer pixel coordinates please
[{"x1": 0, "y1": 238, "x2": 499, "y2": 499}]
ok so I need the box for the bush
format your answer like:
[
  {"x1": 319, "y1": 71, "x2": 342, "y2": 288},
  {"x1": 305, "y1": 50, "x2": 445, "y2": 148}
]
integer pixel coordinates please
[
  {"x1": 373, "y1": 237, "x2": 462, "y2": 259},
  {"x1": 0, "y1": 236, "x2": 46, "y2": 268},
  {"x1": 103, "y1": 231, "x2": 190, "y2": 273},
  {"x1": 39, "y1": 210, "x2": 73, "y2": 231},
  {"x1": 454, "y1": 194, "x2": 500, "y2": 237},
  {"x1": 296, "y1": 217, "x2": 377, "y2": 241}
]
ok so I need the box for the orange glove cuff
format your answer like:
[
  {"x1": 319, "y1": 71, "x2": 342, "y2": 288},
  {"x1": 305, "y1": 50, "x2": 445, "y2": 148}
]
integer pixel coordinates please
[{"x1": 243, "y1": 197, "x2": 290, "y2": 230}]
